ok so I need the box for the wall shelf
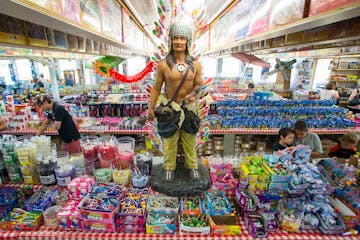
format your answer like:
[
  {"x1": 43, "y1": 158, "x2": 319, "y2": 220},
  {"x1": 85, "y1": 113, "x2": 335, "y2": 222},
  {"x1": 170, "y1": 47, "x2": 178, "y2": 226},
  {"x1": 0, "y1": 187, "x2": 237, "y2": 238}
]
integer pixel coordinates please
[
  {"x1": 0, "y1": 0, "x2": 150, "y2": 57},
  {"x1": 332, "y1": 69, "x2": 360, "y2": 71},
  {"x1": 2, "y1": 128, "x2": 358, "y2": 136},
  {"x1": 204, "y1": 2, "x2": 360, "y2": 55}
]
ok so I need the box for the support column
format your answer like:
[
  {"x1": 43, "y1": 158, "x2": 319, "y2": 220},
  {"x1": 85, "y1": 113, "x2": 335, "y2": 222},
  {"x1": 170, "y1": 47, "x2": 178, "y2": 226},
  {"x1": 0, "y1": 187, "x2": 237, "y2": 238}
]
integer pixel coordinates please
[{"x1": 49, "y1": 59, "x2": 60, "y2": 102}]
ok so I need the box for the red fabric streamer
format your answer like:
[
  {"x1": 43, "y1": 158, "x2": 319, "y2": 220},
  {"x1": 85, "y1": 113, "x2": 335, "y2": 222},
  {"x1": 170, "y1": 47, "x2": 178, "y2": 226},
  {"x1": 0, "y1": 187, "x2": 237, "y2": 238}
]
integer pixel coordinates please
[{"x1": 109, "y1": 61, "x2": 155, "y2": 83}]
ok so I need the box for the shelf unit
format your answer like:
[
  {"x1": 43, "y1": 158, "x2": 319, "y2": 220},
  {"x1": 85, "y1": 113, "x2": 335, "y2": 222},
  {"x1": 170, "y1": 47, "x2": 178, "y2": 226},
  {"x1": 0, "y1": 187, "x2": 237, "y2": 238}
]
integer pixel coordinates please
[
  {"x1": 0, "y1": 0, "x2": 151, "y2": 57},
  {"x1": 1, "y1": 128, "x2": 359, "y2": 136},
  {"x1": 328, "y1": 57, "x2": 360, "y2": 106}
]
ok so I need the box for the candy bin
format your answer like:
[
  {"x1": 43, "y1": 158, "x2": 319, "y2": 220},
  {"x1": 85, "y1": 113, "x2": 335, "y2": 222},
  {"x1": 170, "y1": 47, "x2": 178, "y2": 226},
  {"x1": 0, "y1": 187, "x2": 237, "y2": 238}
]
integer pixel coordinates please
[
  {"x1": 94, "y1": 168, "x2": 112, "y2": 182},
  {"x1": 38, "y1": 156, "x2": 57, "y2": 186},
  {"x1": 113, "y1": 168, "x2": 130, "y2": 185},
  {"x1": 146, "y1": 212, "x2": 177, "y2": 234},
  {"x1": 131, "y1": 164, "x2": 149, "y2": 188},
  {"x1": 69, "y1": 154, "x2": 86, "y2": 176},
  {"x1": 98, "y1": 136, "x2": 118, "y2": 168},
  {"x1": 209, "y1": 215, "x2": 241, "y2": 235},
  {"x1": 89, "y1": 183, "x2": 125, "y2": 198},
  {"x1": 205, "y1": 190, "x2": 232, "y2": 216},
  {"x1": 78, "y1": 194, "x2": 119, "y2": 232},
  {"x1": 117, "y1": 136, "x2": 135, "y2": 169},
  {"x1": 147, "y1": 195, "x2": 179, "y2": 214},
  {"x1": 55, "y1": 163, "x2": 75, "y2": 187},
  {"x1": 116, "y1": 191, "x2": 148, "y2": 233},
  {"x1": 180, "y1": 196, "x2": 205, "y2": 215},
  {"x1": 2, "y1": 142, "x2": 23, "y2": 183},
  {"x1": 80, "y1": 136, "x2": 99, "y2": 172},
  {"x1": 43, "y1": 205, "x2": 62, "y2": 228},
  {"x1": 179, "y1": 214, "x2": 210, "y2": 235},
  {"x1": 135, "y1": 152, "x2": 153, "y2": 174},
  {"x1": 17, "y1": 142, "x2": 40, "y2": 184}
]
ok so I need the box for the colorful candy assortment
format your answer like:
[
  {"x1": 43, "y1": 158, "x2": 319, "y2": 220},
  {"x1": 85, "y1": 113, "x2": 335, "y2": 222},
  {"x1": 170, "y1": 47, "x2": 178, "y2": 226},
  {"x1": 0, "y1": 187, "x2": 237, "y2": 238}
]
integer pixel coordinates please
[{"x1": 210, "y1": 99, "x2": 355, "y2": 129}]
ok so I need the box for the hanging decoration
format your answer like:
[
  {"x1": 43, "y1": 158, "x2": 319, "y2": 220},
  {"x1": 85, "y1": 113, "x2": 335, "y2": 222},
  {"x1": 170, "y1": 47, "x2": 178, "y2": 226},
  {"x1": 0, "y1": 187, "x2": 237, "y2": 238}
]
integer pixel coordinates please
[
  {"x1": 109, "y1": 61, "x2": 155, "y2": 83},
  {"x1": 92, "y1": 55, "x2": 154, "y2": 83}
]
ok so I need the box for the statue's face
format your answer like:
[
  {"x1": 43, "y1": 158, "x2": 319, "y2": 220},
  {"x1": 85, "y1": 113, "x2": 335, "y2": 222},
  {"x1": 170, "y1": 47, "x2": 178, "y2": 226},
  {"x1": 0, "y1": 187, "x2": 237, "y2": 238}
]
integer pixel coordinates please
[{"x1": 171, "y1": 36, "x2": 187, "y2": 52}]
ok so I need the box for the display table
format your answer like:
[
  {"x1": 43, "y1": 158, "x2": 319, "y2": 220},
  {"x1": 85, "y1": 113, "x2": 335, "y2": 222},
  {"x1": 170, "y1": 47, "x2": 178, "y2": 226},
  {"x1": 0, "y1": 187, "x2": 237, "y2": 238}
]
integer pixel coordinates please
[
  {"x1": 0, "y1": 220, "x2": 357, "y2": 240},
  {"x1": 0, "y1": 184, "x2": 358, "y2": 240},
  {"x1": 1, "y1": 128, "x2": 359, "y2": 136}
]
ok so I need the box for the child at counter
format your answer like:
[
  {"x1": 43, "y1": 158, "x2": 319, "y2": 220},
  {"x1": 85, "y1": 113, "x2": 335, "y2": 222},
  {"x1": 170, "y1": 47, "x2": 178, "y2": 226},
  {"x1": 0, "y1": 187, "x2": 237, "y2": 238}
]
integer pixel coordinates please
[
  {"x1": 328, "y1": 132, "x2": 358, "y2": 159},
  {"x1": 273, "y1": 127, "x2": 295, "y2": 152}
]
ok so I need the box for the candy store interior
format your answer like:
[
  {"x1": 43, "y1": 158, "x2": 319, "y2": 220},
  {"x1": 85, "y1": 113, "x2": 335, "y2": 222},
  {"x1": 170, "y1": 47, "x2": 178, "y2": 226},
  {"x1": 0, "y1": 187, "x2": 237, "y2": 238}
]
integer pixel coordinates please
[{"x1": 0, "y1": 0, "x2": 360, "y2": 239}]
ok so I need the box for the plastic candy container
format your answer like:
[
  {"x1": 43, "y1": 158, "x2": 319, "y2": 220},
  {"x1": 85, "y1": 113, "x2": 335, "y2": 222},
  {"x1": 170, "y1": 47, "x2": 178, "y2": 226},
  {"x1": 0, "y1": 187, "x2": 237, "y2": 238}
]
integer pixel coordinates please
[
  {"x1": 16, "y1": 143, "x2": 40, "y2": 184},
  {"x1": 43, "y1": 205, "x2": 62, "y2": 228},
  {"x1": 80, "y1": 136, "x2": 99, "y2": 172},
  {"x1": 38, "y1": 156, "x2": 56, "y2": 186},
  {"x1": 276, "y1": 197, "x2": 305, "y2": 232},
  {"x1": 98, "y1": 136, "x2": 118, "y2": 168},
  {"x1": 131, "y1": 164, "x2": 149, "y2": 188},
  {"x1": 94, "y1": 168, "x2": 112, "y2": 182},
  {"x1": 113, "y1": 169, "x2": 131, "y2": 185},
  {"x1": 2, "y1": 142, "x2": 23, "y2": 183},
  {"x1": 117, "y1": 137, "x2": 135, "y2": 169},
  {"x1": 55, "y1": 164, "x2": 75, "y2": 187}
]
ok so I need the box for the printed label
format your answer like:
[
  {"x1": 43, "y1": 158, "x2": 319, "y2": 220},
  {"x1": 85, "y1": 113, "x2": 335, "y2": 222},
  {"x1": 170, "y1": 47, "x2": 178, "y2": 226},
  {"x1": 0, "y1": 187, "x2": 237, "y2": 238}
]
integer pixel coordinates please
[
  {"x1": 40, "y1": 174, "x2": 56, "y2": 185},
  {"x1": 88, "y1": 213, "x2": 102, "y2": 221},
  {"x1": 9, "y1": 173, "x2": 21, "y2": 181},
  {"x1": 90, "y1": 223, "x2": 105, "y2": 231},
  {"x1": 57, "y1": 176, "x2": 72, "y2": 187}
]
